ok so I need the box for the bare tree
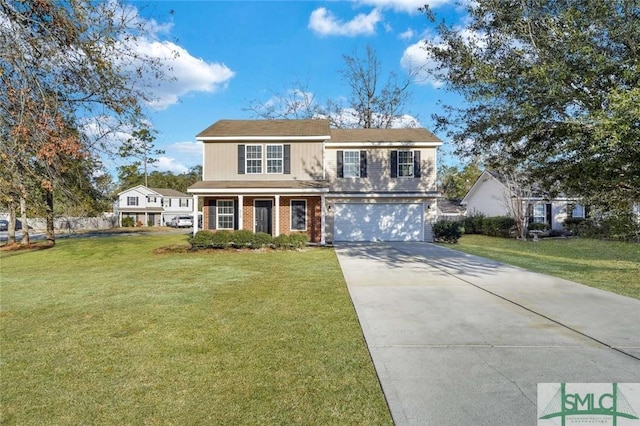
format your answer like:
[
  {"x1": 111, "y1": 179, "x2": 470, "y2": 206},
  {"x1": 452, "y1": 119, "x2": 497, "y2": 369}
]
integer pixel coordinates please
[{"x1": 244, "y1": 45, "x2": 417, "y2": 129}]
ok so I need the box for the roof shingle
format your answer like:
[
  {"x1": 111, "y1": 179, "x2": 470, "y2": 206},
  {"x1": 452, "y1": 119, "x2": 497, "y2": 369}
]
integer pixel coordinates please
[{"x1": 197, "y1": 119, "x2": 331, "y2": 138}]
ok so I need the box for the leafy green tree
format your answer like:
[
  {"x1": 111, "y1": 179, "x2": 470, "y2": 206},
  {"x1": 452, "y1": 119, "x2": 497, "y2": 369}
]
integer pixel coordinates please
[
  {"x1": 438, "y1": 162, "x2": 482, "y2": 201},
  {"x1": 118, "y1": 128, "x2": 164, "y2": 187},
  {"x1": 1, "y1": 0, "x2": 169, "y2": 244},
  {"x1": 422, "y1": 0, "x2": 639, "y2": 210}
]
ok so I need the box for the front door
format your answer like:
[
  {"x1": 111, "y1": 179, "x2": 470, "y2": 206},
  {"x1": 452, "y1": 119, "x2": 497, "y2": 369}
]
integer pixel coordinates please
[{"x1": 254, "y1": 200, "x2": 273, "y2": 235}]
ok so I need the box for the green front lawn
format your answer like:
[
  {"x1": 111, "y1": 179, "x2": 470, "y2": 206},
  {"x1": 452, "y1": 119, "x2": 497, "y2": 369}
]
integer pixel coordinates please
[
  {"x1": 1, "y1": 235, "x2": 392, "y2": 425},
  {"x1": 448, "y1": 235, "x2": 640, "y2": 299}
]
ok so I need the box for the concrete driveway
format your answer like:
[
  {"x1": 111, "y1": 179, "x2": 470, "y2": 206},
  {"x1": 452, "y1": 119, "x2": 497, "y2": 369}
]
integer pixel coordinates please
[{"x1": 335, "y1": 242, "x2": 640, "y2": 426}]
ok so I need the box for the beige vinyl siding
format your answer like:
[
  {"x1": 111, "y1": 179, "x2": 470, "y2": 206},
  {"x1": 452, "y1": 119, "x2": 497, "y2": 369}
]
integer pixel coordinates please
[
  {"x1": 326, "y1": 148, "x2": 437, "y2": 193},
  {"x1": 203, "y1": 141, "x2": 323, "y2": 181},
  {"x1": 463, "y1": 175, "x2": 512, "y2": 216}
]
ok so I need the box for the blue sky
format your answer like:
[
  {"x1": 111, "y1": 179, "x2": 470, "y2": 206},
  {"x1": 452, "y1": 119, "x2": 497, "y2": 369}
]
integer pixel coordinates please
[{"x1": 115, "y1": 0, "x2": 468, "y2": 178}]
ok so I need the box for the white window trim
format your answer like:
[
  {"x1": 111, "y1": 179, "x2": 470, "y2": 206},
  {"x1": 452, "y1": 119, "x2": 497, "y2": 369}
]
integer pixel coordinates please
[
  {"x1": 290, "y1": 199, "x2": 307, "y2": 231},
  {"x1": 266, "y1": 144, "x2": 284, "y2": 174},
  {"x1": 532, "y1": 203, "x2": 546, "y2": 223},
  {"x1": 127, "y1": 196, "x2": 138, "y2": 206},
  {"x1": 397, "y1": 150, "x2": 414, "y2": 178},
  {"x1": 216, "y1": 199, "x2": 234, "y2": 230},
  {"x1": 245, "y1": 144, "x2": 263, "y2": 174},
  {"x1": 343, "y1": 150, "x2": 360, "y2": 178},
  {"x1": 572, "y1": 204, "x2": 585, "y2": 219},
  {"x1": 179, "y1": 198, "x2": 189, "y2": 207}
]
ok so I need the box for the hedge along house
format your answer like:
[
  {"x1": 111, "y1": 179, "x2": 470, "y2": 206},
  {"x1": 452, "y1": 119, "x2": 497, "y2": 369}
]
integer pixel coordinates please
[{"x1": 187, "y1": 119, "x2": 443, "y2": 243}]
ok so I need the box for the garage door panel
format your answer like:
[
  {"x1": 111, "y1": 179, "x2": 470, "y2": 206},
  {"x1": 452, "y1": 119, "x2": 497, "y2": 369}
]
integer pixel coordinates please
[{"x1": 334, "y1": 203, "x2": 423, "y2": 242}]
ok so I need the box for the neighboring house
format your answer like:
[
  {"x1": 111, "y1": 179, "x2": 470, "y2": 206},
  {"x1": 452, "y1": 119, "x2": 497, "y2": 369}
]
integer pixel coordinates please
[
  {"x1": 187, "y1": 119, "x2": 442, "y2": 243},
  {"x1": 461, "y1": 170, "x2": 586, "y2": 231},
  {"x1": 116, "y1": 185, "x2": 192, "y2": 226},
  {"x1": 437, "y1": 199, "x2": 466, "y2": 222}
]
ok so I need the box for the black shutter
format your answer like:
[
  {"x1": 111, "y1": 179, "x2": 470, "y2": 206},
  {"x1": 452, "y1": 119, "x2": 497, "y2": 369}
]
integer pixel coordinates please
[
  {"x1": 585, "y1": 205, "x2": 590, "y2": 218},
  {"x1": 208, "y1": 199, "x2": 216, "y2": 230},
  {"x1": 360, "y1": 151, "x2": 367, "y2": 178},
  {"x1": 283, "y1": 144, "x2": 291, "y2": 174},
  {"x1": 233, "y1": 199, "x2": 239, "y2": 230},
  {"x1": 527, "y1": 203, "x2": 533, "y2": 225},
  {"x1": 238, "y1": 145, "x2": 245, "y2": 174},
  {"x1": 337, "y1": 151, "x2": 344, "y2": 178},
  {"x1": 413, "y1": 150, "x2": 421, "y2": 178},
  {"x1": 390, "y1": 151, "x2": 398, "y2": 178},
  {"x1": 545, "y1": 203, "x2": 552, "y2": 225}
]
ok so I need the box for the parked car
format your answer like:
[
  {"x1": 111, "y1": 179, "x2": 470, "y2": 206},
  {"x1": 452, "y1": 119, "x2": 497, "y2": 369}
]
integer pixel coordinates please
[
  {"x1": 0, "y1": 219, "x2": 22, "y2": 231},
  {"x1": 170, "y1": 216, "x2": 193, "y2": 228}
]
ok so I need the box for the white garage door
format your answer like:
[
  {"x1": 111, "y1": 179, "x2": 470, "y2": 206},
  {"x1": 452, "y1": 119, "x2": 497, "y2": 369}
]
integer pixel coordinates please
[{"x1": 334, "y1": 203, "x2": 424, "y2": 242}]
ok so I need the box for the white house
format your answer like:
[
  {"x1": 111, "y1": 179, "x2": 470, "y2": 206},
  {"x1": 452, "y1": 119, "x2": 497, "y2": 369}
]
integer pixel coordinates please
[
  {"x1": 116, "y1": 185, "x2": 193, "y2": 226},
  {"x1": 461, "y1": 171, "x2": 586, "y2": 231}
]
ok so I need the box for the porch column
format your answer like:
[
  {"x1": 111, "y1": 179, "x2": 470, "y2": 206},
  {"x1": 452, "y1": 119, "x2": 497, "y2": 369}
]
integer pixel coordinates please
[
  {"x1": 238, "y1": 195, "x2": 244, "y2": 230},
  {"x1": 192, "y1": 195, "x2": 199, "y2": 236},
  {"x1": 274, "y1": 195, "x2": 280, "y2": 237},
  {"x1": 320, "y1": 194, "x2": 326, "y2": 245}
]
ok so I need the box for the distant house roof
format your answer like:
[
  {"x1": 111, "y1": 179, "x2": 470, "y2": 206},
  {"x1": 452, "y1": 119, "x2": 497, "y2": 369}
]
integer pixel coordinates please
[
  {"x1": 188, "y1": 180, "x2": 328, "y2": 191},
  {"x1": 150, "y1": 188, "x2": 188, "y2": 197},
  {"x1": 196, "y1": 119, "x2": 331, "y2": 139},
  {"x1": 330, "y1": 128, "x2": 441, "y2": 144},
  {"x1": 438, "y1": 199, "x2": 465, "y2": 215}
]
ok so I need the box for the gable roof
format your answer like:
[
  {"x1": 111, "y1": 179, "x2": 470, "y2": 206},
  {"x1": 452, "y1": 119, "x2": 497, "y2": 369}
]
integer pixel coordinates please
[
  {"x1": 330, "y1": 128, "x2": 441, "y2": 144},
  {"x1": 116, "y1": 185, "x2": 160, "y2": 197},
  {"x1": 197, "y1": 119, "x2": 331, "y2": 140},
  {"x1": 150, "y1": 188, "x2": 188, "y2": 197}
]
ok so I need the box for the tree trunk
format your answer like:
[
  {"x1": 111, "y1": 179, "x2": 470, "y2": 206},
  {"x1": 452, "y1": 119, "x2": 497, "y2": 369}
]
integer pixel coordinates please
[
  {"x1": 19, "y1": 195, "x2": 30, "y2": 246},
  {"x1": 45, "y1": 190, "x2": 55, "y2": 244},
  {"x1": 7, "y1": 201, "x2": 17, "y2": 245}
]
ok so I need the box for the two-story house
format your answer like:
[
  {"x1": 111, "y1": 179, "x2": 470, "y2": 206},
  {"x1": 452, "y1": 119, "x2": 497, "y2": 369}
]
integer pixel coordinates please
[
  {"x1": 116, "y1": 185, "x2": 193, "y2": 227},
  {"x1": 187, "y1": 119, "x2": 442, "y2": 243}
]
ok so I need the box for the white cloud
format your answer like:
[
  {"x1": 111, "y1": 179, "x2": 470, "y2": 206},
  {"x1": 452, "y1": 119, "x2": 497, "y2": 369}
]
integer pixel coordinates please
[
  {"x1": 129, "y1": 39, "x2": 235, "y2": 110},
  {"x1": 171, "y1": 141, "x2": 203, "y2": 156},
  {"x1": 400, "y1": 40, "x2": 445, "y2": 88},
  {"x1": 399, "y1": 28, "x2": 415, "y2": 39},
  {"x1": 155, "y1": 156, "x2": 189, "y2": 174},
  {"x1": 309, "y1": 7, "x2": 382, "y2": 37},
  {"x1": 357, "y1": 0, "x2": 453, "y2": 13}
]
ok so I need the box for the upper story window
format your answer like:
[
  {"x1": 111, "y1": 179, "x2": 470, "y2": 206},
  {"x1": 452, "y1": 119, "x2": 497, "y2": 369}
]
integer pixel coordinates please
[
  {"x1": 337, "y1": 150, "x2": 367, "y2": 178},
  {"x1": 127, "y1": 196, "x2": 138, "y2": 206},
  {"x1": 238, "y1": 144, "x2": 290, "y2": 175},
  {"x1": 390, "y1": 150, "x2": 421, "y2": 179},
  {"x1": 266, "y1": 144, "x2": 283, "y2": 174},
  {"x1": 398, "y1": 150, "x2": 414, "y2": 178},
  {"x1": 147, "y1": 196, "x2": 157, "y2": 203},
  {"x1": 246, "y1": 145, "x2": 263, "y2": 174},
  {"x1": 179, "y1": 198, "x2": 189, "y2": 208},
  {"x1": 343, "y1": 151, "x2": 361, "y2": 178}
]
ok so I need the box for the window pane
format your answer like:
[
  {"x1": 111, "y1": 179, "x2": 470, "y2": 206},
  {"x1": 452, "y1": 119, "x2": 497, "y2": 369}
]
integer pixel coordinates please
[
  {"x1": 572, "y1": 204, "x2": 585, "y2": 218},
  {"x1": 217, "y1": 200, "x2": 234, "y2": 229},
  {"x1": 291, "y1": 200, "x2": 306, "y2": 231},
  {"x1": 343, "y1": 151, "x2": 360, "y2": 178},
  {"x1": 246, "y1": 145, "x2": 262, "y2": 174},
  {"x1": 266, "y1": 145, "x2": 283, "y2": 173},
  {"x1": 398, "y1": 151, "x2": 414, "y2": 177}
]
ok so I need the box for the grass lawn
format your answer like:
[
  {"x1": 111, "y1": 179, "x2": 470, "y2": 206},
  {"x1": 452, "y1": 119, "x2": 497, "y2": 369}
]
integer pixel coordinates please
[
  {"x1": 1, "y1": 234, "x2": 392, "y2": 425},
  {"x1": 448, "y1": 235, "x2": 640, "y2": 300}
]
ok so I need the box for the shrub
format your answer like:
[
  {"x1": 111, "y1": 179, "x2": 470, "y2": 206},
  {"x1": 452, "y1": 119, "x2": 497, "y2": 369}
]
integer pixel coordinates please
[
  {"x1": 482, "y1": 216, "x2": 516, "y2": 237},
  {"x1": 210, "y1": 230, "x2": 232, "y2": 249},
  {"x1": 147, "y1": 220, "x2": 154, "y2": 227},
  {"x1": 288, "y1": 232, "x2": 309, "y2": 249},
  {"x1": 231, "y1": 230, "x2": 253, "y2": 248},
  {"x1": 273, "y1": 233, "x2": 308, "y2": 250},
  {"x1": 250, "y1": 232, "x2": 273, "y2": 248},
  {"x1": 190, "y1": 231, "x2": 215, "y2": 249},
  {"x1": 433, "y1": 220, "x2": 464, "y2": 243},
  {"x1": 121, "y1": 217, "x2": 134, "y2": 227},
  {"x1": 528, "y1": 222, "x2": 550, "y2": 232},
  {"x1": 463, "y1": 213, "x2": 485, "y2": 234}
]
